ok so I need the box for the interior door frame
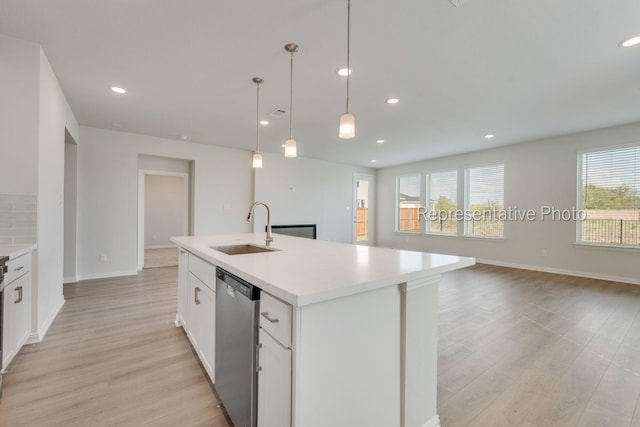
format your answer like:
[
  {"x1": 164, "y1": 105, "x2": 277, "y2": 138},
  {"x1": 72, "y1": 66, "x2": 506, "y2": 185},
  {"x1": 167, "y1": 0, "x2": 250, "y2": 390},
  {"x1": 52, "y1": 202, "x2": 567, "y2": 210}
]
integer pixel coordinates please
[
  {"x1": 137, "y1": 169, "x2": 189, "y2": 270},
  {"x1": 352, "y1": 173, "x2": 375, "y2": 245}
]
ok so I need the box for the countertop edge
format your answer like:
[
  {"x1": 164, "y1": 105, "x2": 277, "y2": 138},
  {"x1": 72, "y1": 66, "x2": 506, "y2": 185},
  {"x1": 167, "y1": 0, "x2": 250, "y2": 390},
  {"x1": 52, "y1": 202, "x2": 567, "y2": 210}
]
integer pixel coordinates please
[
  {"x1": 0, "y1": 243, "x2": 37, "y2": 259},
  {"x1": 172, "y1": 235, "x2": 475, "y2": 307}
]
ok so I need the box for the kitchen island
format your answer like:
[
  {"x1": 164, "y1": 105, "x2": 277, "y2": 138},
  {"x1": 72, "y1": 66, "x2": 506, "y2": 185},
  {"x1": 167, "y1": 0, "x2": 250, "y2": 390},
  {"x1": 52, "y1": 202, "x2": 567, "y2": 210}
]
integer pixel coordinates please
[{"x1": 172, "y1": 233, "x2": 474, "y2": 427}]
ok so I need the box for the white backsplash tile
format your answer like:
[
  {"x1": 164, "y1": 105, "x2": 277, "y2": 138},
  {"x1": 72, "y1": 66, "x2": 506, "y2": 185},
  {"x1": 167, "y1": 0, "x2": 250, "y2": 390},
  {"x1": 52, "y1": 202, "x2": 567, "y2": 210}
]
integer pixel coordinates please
[{"x1": 0, "y1": 194, "x2": 37, "y2": 244}]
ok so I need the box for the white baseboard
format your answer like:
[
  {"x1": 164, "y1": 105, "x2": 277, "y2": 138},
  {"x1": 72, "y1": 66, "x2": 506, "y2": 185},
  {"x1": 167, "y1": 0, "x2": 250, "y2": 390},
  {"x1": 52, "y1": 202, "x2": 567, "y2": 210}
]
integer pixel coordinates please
[
  {"x1": 63, "y1": 275, "x2": 78, "y2": 284},
  {"x1": 76, "y1": 270, "x2": 138, "y2": 281},
  {"x1": 475, "y1": 259, "x2": 640, "y2": 286},
  {"x1": 26, "y1": 297, "x2": 65, "y2": 344},
  {"x1": 144, "y1": 244, "x2": 176, "y2": 249}
]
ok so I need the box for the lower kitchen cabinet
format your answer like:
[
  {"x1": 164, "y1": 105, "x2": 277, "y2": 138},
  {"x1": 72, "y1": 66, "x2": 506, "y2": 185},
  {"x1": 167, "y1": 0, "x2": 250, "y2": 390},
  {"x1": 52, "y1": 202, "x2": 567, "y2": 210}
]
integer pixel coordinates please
[
  {"x1": 258, "y1": 328, "x2": 292, "y2": 427},
  {"x1": 186, "y1": 272, "x2": 215, "y2": 381},
  {"x1": 2, "y1": 252, "x2": 32, "y2": 369}
]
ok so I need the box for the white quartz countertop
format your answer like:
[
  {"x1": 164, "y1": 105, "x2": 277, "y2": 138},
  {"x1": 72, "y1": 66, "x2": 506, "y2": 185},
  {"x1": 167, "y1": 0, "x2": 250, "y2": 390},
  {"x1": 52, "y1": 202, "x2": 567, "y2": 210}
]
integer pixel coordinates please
[
  {"x1": 0, "y1": 243, "x2": 37, "y2": 259},
  {"x1": 171, "y1": 233, "x2": 475, "y2": 307}
]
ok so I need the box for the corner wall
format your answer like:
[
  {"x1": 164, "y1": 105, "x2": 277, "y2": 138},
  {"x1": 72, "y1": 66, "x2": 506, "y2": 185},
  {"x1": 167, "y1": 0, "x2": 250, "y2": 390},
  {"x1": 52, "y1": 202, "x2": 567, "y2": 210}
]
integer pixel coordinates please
[
  {"x1": 254, "y1": 152, "x2": 375, "y2": 243},
  {"x1": 376, "y1": 122, "x2": 640, "y2": 284},
  {"x1": 76, "y1": 127, "x2": 253, "y2": 279}
]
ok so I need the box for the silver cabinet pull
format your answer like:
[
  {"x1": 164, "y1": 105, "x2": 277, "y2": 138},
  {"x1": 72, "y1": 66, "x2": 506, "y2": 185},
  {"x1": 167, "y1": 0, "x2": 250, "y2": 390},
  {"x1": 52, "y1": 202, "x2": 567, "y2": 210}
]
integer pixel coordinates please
[
  {"x1": 261, "y1": 312, "x2": 279, "y2": 323},
  {"x1": 194, "y1": 287, "x2": 201, "y2": 304},
  {"x1": 14, "y1": 266, "x2": 24, "y2": 272},
  {"x1": 15, "y1": 286, "x2": 23, "y2": 303}
]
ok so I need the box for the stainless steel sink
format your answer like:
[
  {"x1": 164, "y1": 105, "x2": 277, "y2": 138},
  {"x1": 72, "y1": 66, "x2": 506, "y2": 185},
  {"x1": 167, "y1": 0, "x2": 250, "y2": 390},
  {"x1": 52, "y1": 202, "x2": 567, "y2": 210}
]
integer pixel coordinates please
[{"x1": 210, "y1": 244, "x2": 279, "y2": 255}]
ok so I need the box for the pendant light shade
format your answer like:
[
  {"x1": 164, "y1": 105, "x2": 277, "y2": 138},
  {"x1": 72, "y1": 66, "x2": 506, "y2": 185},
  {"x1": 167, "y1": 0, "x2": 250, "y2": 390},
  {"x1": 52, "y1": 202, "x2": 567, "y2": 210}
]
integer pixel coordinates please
[
  {"x1": 252, "y1": 77, "x2": 264, "y2": 169},
  {"x1": 284, "y1": 43, "x2": 299, "y2": 158},
  {"x1": 252, "y1": 153, "x2": 263, "y2": 168},
  {"x1": 339, "y1": 113, "x2": 355, "y2": 139},
  {"x1": 284, "y1": 139, "x2": 297, "y2": 157},
  {"x1": 339, "y1": 0, "x2": 355, "y2": 139}
]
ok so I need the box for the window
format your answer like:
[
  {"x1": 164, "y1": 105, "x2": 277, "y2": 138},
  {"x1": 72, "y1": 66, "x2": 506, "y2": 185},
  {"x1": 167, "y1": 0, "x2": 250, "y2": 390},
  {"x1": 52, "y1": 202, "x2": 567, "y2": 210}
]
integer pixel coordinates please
[
  {"x1": 427, "y1": 170, "x2": 457, "y2": 234},
  {"x1": 397, "y1": 174, "x2": 422, "y2": 232},
  {"x1": 465, "y1": 163, "x2": 504, "y2": 238},
  {"x1": 578, "y1": 146, "x2": 639, "y2": 246}
]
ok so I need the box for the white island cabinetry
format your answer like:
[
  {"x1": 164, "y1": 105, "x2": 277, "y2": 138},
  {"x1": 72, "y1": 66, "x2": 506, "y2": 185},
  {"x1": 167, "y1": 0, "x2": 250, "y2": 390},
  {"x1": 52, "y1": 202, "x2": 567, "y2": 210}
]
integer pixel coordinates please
[
  {"x1": 257, "y1": 292, "x2": 292, "y2": 427},
  {"x1": 172, "y1": 233, "x2": 474, "y2": 427},
  {"x1": 176, "y1": 251, "x2": 216, "y2": 383}
]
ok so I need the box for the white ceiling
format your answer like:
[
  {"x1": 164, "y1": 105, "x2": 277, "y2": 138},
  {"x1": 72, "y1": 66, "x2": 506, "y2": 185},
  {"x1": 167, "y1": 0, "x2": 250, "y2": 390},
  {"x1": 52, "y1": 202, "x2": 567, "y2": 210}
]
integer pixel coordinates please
[{"x1": 1, "y1": 0, "x2": 639, "y2": 168}]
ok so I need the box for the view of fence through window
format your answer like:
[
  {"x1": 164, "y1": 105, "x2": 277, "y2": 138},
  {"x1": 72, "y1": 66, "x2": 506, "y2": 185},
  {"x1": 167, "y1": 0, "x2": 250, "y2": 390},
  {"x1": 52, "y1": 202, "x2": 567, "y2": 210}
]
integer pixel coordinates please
[
  {"x1": 428, "y1": 170, "x2": 457, "y2": 234},
  {"x1": 398, "y1": 174, "x2": 421, "y2": 232},
  {"x1": 465, "y1": 164, "x2": 505, "y2": 238},
  {"x1": 580, "y1": 146, "x2": 639, "y2": 246}
]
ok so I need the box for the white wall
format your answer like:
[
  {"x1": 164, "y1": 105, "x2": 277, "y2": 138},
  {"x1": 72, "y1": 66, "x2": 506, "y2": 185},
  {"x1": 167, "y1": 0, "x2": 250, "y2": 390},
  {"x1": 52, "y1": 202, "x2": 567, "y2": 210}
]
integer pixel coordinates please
[
  {"x1": 37, "y1": 47, "x2": 79, "y2": 339},
  {"x1": 376, "y1": 121, "x2": 640, "y2": 284},
  {"x1": 144, "y1": 174, "x2": 186, "y2": 247},
  {"x1": 77, "y1": 126, "x2": 253, "y2": 279},
  {"x1": 0, "y1": 34, "x2": 39, "y2": 195},
  {"x1": 254, "y1": 153, "x2": 375, "y2": 243}
]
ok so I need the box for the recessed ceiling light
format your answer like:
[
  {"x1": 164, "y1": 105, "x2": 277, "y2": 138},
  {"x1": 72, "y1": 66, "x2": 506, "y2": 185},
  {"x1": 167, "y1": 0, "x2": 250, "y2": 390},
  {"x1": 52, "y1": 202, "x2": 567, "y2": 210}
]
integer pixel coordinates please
[
  {"x1": 371, "y1": 159, "x2": 377, "y2": 163},
  {"x1": 484, "y1": 134, "x2": 495, "y2": 139},
  {"x1": 385, "y1": 98, "x2": 400, "y2": 105},
  {"x1": 619, "y1": 34, "x2": 640, "y2": 48},
  {"x1": 376, "y1": 139, "x2": 384, "y2": 144},
  {"x1": 110, "y1": 86, "x2": 126, "y2": 94},
  {"x1": 259, "y1": 120, "x2": 269, "y2": 126},
  {"x1": 337, "y1": 67, "x2": 352, "y2": 77}
]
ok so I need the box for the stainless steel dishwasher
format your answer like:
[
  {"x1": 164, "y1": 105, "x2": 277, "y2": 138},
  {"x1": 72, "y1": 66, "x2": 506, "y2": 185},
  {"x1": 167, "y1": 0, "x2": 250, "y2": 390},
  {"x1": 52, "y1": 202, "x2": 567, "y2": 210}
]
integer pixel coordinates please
[{"x1": 215, "y1": 267, "x2": 260, "y2": 427}]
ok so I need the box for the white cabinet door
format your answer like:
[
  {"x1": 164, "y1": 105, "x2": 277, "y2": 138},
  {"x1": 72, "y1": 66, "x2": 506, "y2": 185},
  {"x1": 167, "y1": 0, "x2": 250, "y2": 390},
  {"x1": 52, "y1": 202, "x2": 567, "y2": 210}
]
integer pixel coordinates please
[
  {"x1": 2, "y1": 272, "x2": 30, "y2": 368},
  {"x1": 187, "y1": 273, "x2": 215, "y2": 382},
  {"x1": 176, "y1": 249, "x2": 189, "y2": 327},
  {"x1": 258, "y1": 329, "x2": 292, "y2": 427}
]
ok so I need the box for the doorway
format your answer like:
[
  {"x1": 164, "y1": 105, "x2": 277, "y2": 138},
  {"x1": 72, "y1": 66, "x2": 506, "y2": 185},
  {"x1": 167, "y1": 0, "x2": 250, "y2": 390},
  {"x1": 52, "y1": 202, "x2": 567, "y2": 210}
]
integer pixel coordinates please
[
  {"x1": 353, "y1": 173, "x2": 374, "y2": 245},
  {"x1": 137, "y1": 169, "x2": 190, "y2": 270},
  {"x1": 63, "y1": 129, "x2": 78, "y2": 283}
]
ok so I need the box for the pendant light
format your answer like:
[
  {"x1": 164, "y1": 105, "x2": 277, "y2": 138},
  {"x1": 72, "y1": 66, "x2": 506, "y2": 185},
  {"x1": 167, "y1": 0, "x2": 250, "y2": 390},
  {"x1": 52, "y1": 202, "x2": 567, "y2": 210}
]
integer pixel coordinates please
[
  {"x1": 284, "y1": 43, "x2": 299, "y2": 158},
  {"x1": 252, "y1": 77, "x2": 264, "y2": 168},
  {"x1": 339, "y1": 0, "x2": 355, "y2": 139}
]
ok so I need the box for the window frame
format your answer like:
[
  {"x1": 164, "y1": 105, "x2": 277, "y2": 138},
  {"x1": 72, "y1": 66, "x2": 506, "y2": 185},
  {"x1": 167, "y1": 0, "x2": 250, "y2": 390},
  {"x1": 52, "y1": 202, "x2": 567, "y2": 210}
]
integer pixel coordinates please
[
  {"x1": 425, "y1": 168, "x2": 458, "y2": 236},
  {"x1": 576, "y1": 143, "x2": 640, "y2": 249},
  {"x1": 463, "y1": 162, "x2": 505, "y2": 239},
  {"x1": 395, "y1": 173, "x2": 424, "y2": 233}
]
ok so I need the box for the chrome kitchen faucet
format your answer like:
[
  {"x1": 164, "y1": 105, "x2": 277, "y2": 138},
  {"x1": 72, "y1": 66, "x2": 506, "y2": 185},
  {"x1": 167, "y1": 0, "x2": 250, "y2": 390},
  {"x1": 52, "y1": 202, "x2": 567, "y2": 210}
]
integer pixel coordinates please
[{"x1": 246, "y1": 201, "x2": 273, "y2": 246}]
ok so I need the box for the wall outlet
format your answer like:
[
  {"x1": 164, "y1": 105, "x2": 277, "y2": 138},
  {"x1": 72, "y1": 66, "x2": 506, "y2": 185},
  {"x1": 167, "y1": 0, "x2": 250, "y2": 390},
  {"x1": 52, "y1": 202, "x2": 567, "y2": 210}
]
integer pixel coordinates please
[
  {"x1": 540, "y1": 249, "x2": 548, "y2": 257},
  {"x1": 99, "y1": 253, "x2": 107, "y2": 262}
]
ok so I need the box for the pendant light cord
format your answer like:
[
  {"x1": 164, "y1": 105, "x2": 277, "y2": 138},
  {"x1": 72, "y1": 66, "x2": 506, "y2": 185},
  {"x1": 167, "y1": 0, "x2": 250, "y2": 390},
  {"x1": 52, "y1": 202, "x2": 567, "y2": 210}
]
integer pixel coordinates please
[
  {"x1": 256, "y1": 81, "x2": 261, "y2": 153},
  {"x1": 345, "y1": 0, "x2": 351, "y2": 114},
  {"x1": 289, "y1": 50, "x2": 294, "y2": 140}
]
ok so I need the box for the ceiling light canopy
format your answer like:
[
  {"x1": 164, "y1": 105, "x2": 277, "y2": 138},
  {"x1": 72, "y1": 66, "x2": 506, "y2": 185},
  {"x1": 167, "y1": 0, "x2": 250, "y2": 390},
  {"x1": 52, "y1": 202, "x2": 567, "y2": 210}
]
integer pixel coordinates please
[
  {"x1": 252, "y1": 77, "x2": 264, "y2": 169},
  {"x1": 284, "y1": 43, "x2": 299, "y2": 158},
  {"x1": 376, "y1": 139, "x2": 384, "y2": 144},
  {"x1": 339, "y1": 0, "x2": 355, "y2": 139},
  {"x1": 110, "y1": 86, "x2": 126, "y2": 94},
  {"x1": 385, "y1": 97, "x2": 400, "y2": 105},
  {"x1": 619, "y1": 34, "x2": 640, "y2": 47}
]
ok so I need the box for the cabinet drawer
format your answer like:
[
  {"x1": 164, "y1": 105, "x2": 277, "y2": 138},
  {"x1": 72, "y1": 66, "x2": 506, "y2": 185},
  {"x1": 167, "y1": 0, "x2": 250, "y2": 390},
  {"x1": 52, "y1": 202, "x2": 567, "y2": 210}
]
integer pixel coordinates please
[
  {"x1": 260, "y1": 292, "x2": 292, "y2": 347},
  {"x1": 188, "y1": 254, "x2": 216, "y2": 290},
  {"x1": 5, "y1": 252, "x2": 32, "y2": 284}
]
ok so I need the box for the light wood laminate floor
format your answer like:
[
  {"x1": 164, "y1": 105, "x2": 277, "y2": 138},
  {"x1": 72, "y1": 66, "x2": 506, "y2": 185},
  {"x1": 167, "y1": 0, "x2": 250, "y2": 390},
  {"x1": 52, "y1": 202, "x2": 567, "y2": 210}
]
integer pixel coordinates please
[{"x1": 0, "y1": 264, "x2": 639, "y2": 426}]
